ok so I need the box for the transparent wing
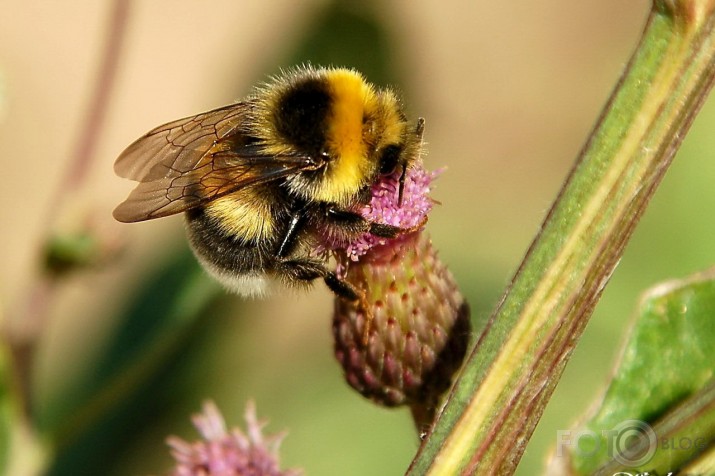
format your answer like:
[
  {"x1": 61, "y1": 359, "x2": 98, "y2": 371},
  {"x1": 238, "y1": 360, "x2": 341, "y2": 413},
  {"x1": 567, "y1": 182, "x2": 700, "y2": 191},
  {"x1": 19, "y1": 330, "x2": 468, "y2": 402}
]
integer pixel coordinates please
[
  {"x1": 114, "y1": 103, "x2": 247, "y2": 181},
  {"x1": 113, "y1": 103, "x2": 318, "y2": 222}
]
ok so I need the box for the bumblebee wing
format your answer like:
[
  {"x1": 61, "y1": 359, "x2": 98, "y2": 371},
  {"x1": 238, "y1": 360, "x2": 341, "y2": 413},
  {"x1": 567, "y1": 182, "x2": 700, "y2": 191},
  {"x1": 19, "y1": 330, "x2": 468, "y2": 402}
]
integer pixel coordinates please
[
  {"x1": 114, "y1": 103, "x2": 246, "y2": 181},
  {"x1": 113, "y1": 103, "x2": 318, "y2": 223},
  {"x1": 113, "y1": 151, "x2": 315, "y2": 222}
]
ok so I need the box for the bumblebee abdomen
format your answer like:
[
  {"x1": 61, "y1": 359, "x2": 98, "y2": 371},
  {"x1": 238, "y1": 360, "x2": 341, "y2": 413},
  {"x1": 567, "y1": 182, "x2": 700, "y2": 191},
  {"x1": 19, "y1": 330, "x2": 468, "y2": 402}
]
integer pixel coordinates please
[
  {"x1": 185, "y1": 207, "x2": 271, "y2": 272},
  {"x1": 185, "y1": 199, "x2": 283, "y2": 297},
  {"x1": 203, "y1": 188, "x2": 276, "y2": 244},
  {"x1": 186, "y1": 187, "x2": 285, "y2": 275}
]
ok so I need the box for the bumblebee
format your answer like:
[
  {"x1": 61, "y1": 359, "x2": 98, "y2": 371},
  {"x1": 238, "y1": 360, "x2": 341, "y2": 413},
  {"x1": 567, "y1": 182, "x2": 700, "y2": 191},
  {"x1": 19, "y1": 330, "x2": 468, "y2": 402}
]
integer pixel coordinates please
[{"x1": 114, "y1": 66, "x2": 425, "y2": 299}]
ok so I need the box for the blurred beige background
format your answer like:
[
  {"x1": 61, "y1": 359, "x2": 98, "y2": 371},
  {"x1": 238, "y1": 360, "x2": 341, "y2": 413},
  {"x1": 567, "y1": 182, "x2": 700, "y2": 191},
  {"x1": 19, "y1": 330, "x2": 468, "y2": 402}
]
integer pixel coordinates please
[
  {"x1": 0, "y1": 0, "x2": 648, "y2": 301},
  {"x1": 10, "y1": 1, "x2": 713, "y2": 474}
]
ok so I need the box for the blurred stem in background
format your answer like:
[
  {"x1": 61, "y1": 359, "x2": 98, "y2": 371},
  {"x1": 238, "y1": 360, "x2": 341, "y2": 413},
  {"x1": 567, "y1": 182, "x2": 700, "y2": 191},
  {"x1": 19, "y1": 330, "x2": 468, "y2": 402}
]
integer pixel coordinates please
[
  {"x1": 0, "y1": 1, "x2": 132, "y2": 474},
  {"x1": 2, "y1": 0, "x2": 131, "y2": 423}
]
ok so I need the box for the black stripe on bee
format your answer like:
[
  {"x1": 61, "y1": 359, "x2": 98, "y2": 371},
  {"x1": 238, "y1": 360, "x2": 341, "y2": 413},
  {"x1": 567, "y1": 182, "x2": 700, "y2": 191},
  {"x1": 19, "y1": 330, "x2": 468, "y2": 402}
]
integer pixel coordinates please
[{"x1": 273, "y1": 77, "x2": 332, "y2": 156}]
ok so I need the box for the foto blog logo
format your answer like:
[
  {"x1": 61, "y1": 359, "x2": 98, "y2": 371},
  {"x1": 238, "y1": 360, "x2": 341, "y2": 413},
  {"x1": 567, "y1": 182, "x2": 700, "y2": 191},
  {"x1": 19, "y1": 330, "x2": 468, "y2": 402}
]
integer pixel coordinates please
[{"x1": 556, "y1": 420, "x2": 657, "y2": 467}]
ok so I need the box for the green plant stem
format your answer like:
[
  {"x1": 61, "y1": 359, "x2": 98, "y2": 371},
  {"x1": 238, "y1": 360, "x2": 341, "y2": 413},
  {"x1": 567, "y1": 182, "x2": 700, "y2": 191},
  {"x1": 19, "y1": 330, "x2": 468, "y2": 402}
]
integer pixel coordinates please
[{"x1": 407, "y1": 1, "x2": 715, "y2": 474}]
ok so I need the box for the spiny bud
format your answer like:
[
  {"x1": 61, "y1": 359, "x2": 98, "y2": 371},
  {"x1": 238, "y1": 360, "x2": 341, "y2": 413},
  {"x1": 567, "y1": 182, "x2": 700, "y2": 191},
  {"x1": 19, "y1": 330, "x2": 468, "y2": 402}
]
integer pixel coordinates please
[
  {"x1": 327, "y1": 163, "x2": 471, "y2": 430},
  {"x1": 333, "y1": 233, "x2": 470, "y2": 418}
]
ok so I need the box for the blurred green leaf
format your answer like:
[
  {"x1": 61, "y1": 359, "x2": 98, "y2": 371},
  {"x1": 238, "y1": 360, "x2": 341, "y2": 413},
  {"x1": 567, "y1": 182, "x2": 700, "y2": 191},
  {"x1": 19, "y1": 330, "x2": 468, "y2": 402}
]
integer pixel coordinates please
[
  {"x1": 39, "y1": 247, "x2": 223, "y2": 475},
  {"x1": 569, "y1": 267, "x2": 715, "y2": 474},
  {"x1": 680, "y1": 441, "x2": 715, "y2": 473},
  {"x1": 594, "y1": 380, "x2": 715, "y2": 475}
]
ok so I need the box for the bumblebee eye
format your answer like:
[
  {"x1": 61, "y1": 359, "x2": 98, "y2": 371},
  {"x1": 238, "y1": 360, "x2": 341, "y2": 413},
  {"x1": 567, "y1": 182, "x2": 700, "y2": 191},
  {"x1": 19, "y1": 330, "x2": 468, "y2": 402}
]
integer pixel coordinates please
[
  {"x1": 318, "y1": 149, "x2": 333, "y2": 165},
  {"x1": 379, "y1": 144, "x2": 402, "y2": 175}
]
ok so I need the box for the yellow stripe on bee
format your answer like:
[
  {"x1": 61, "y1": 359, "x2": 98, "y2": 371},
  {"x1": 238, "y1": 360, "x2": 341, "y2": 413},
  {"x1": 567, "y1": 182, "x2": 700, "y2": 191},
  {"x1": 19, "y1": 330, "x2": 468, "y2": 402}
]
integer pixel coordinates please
[
  {"x1": 376, "y1": 91, "x2": 405, "y2": 146},
  {"x1": 204, "y1": 189, "x2": 274, "y2": 243},
  {"x1": 318, "y1": 69, "x2": 377, "y2": 204}
]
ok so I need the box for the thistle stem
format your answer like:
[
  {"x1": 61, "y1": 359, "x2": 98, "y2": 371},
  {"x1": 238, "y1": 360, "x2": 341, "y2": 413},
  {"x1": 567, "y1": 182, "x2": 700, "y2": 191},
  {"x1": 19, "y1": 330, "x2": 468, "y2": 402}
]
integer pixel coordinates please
[{"x1": 408, "y1": 1, "x2": 715, "y2": 474}]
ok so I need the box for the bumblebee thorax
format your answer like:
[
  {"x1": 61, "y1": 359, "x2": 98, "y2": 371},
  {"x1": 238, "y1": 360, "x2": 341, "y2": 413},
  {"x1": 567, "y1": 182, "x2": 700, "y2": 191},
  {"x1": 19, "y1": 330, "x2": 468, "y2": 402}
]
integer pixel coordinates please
[{"x1": 252, "y1": 67, "x2": 408, "y2": 206}]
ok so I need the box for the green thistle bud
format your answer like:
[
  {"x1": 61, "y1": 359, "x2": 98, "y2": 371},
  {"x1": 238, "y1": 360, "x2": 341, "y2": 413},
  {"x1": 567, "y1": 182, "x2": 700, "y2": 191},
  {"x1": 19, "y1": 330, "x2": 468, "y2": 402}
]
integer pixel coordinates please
[
  {"x1": 321, "y1": 160, "x2": 471, "y2": 430},
  {"x1": 332, "y1": 231, "x2": 470, "y2": 428}
]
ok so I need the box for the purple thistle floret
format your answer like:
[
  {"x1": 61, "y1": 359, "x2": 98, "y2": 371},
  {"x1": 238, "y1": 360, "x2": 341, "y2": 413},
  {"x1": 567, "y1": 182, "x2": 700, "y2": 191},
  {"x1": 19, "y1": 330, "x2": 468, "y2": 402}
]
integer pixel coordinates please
[
  {"x1": 166, "y1": 401, "x2": 301, "y2": 476},
  {"x1": 318, "y1": 164, "x2": 440, "y2": 261}
]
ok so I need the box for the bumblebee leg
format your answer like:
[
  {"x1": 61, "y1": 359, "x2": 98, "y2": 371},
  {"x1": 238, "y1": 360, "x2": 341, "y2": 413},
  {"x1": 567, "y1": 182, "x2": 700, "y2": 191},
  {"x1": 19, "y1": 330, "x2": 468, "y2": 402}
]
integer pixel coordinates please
[
  {"x1": 275, "y1": 258, "x2": 361, "y2": 305},
  {"x1": 324, "y1": 204, "x2": 428, "y2": 239},
  {"x1": 323, "y1": 206, "x2": 370, "y2": 235},
  {"x1": 324, "y1": 205, "x2": 398, "y2": 237},
  {"x1": 325, "y1": 271, "x2": 373, "y2": 344},
  {"x1": 276, "y1": 212, "x2": 306, "y2": 258},
  {"x1": 371, "y1": 215, "x2": 429, "y2": 238},
  {"x1": 369, "y1": 223, "x2": 406, "y2": 238},
  {"x1": 324, "y1": 271, "x2": 360, "y2": 301},
  {"x1": 277, "y1": 258, "x2": 326, "y2": 282}
]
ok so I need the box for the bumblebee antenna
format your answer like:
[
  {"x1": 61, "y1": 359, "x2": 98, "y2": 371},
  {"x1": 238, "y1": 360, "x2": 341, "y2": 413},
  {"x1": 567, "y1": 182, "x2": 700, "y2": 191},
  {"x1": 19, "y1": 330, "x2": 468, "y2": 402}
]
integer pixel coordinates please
[
  {"x1": 398, "y1": 163, "x2": 407, "y2": 207},
  {"x1": 416, "y1": 117, "x2": 426, "y2": 140},
  {"x1": 398, "y1": 118, "x2": 425, "y2": 207}
]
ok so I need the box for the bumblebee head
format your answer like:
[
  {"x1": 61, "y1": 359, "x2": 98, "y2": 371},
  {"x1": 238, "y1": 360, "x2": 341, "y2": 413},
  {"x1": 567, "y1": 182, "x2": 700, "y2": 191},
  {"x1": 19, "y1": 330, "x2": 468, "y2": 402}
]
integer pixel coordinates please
[{"x1": 254, "y1": 67, "x2": 422, "y2": 207}]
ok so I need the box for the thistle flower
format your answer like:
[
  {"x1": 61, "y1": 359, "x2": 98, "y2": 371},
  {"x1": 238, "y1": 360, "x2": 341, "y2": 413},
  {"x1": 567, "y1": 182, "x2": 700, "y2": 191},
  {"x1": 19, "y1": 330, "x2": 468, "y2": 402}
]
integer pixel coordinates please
[
  {"x1": 326, "y1": 163, "x2": 471, "y2": 430},
  {"x1": 317, "y1": 166, "x2": 440, "y2": 262},
  {"x1": 166, "y1": 401, "x2": 301, "y2": 476}
]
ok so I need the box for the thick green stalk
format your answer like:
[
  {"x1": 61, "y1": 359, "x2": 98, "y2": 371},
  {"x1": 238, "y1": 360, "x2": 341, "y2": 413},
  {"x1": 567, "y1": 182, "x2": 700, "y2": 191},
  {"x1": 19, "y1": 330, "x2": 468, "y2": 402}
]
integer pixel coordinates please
[{"x1": 407, "y1": 1, "x2": 715, "y2": 474}]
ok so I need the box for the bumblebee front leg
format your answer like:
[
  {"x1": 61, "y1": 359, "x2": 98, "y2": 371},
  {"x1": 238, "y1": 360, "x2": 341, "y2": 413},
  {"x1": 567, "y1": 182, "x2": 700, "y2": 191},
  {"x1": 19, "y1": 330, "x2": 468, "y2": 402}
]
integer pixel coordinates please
[
  {"x1": 324, "y1": 271, "x2": 360, "y2": 301},
  {"x1": 276, "y1": 258, "x2": 366, "y2": 317},
  {"x1": 274, "y1": 208, "x2": 328, "y2": 284},
  {"x1": 275, "y1": 257, "x2": 360, "y2": 301},
  {"x1": 325, "y1": 271, "x2": 374, "y2": 344},
  {"x1": 276, "y1": 211, "x2": 305, "y2": 258},
  {"x1": 274, "y1": 208, "x2": 361, "y2": 299},
  {"x1": 322, "y1": 204, "x2": 426, "y2": 239}
]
